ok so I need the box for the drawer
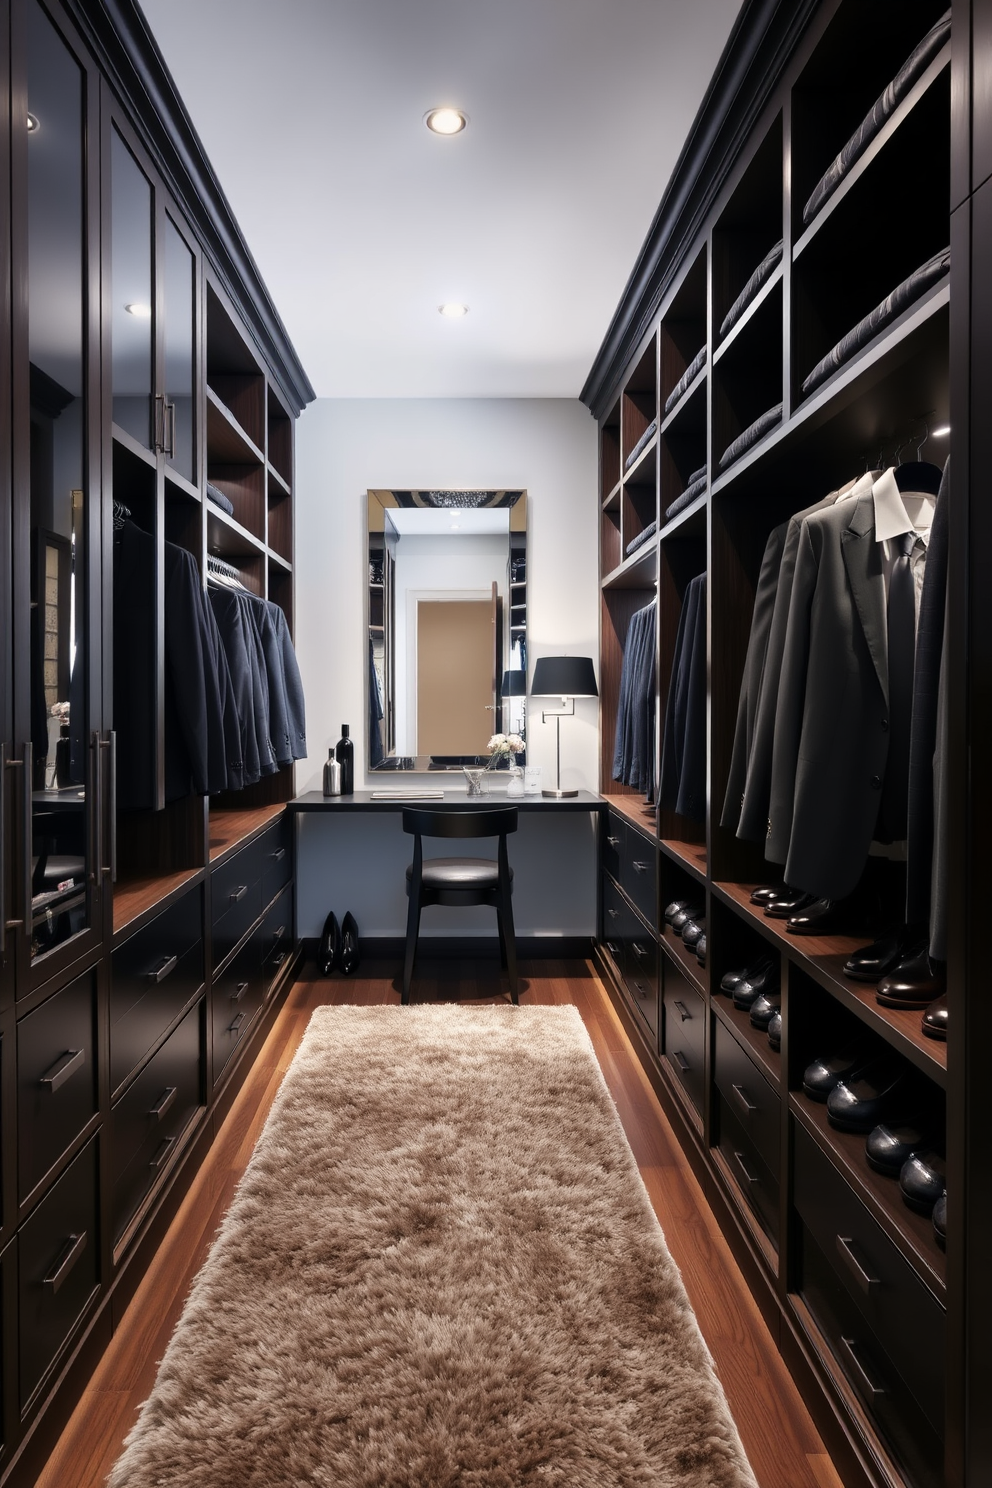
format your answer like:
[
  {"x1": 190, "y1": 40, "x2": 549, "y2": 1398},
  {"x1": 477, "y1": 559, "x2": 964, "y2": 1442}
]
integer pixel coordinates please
[
  {"x1": 662, "y1": 961, "x2": 705, "y2": 1115},
  {"x1": 717, "y1": 1098, "x2": 780, "y2": 1246},
  {"x1": 17, "y1": 972, "x2": 98, "y2": 1202},
  {"x1": 621, "y1": 828, "x2": 657, "y2": 927},
  {"x1": 602, "y1": 812, "x2": 624, "y2": 881},
  {"x1": 212, "y1": 875, "x2": 262, "y2": 972},
  {"x1": 261, "y1": 884, "x2": 294, "y2": 993},
  {"x1": 623, "y1": 910, "x2": 659, "y2": 1045},
  {"x1": 601, "y1": 874, "x2": 626, "y2": 977},
  {"x1": 212, "y1": 922, "x2": 265, "y2": 1084},
  {"x1": 19, "y1": 1137, "x2": 99, "y2": 1409},
  {"x1": 111, "y1": 1002, "x2": 203, "y2": 1246},
  {"x1": 794, "y1": 1123, "x2": 945, "y2": 1437},
  {"x1": 211, "y1": 835, "x2": 264, "y2": 926},
  {"x1": 713, "y1": 1018, "x2": 780, "y2": 1177},
  {"x1": 110, "y1": 889, "x2": 204, "y2": 1091},
  {"x1": 259, "y1": 816, "x2": 292, "y2": 909}
]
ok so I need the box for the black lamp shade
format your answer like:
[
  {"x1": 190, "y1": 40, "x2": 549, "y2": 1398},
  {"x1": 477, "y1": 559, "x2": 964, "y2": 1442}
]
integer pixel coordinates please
[
  {"x1": 501, "y1": 669, "x2": 527, "y2": 697},
  {"x1": 531, "y1": 655, "x2": 598, "y2": 698}
]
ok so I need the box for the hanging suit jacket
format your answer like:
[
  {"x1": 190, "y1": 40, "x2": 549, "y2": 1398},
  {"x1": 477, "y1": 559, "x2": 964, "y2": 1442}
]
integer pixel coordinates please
[
  {"x1": 660, "y1": 575, "x2": 706, "y2": 822},
  {"x1": 768, "y1": 487, "x2": 891, "y2": 898}
]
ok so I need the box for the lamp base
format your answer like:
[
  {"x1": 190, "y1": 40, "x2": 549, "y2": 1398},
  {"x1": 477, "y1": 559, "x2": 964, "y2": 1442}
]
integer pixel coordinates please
[{"x1": 542, "y1": 788, "x2": 578, "y2": 798}]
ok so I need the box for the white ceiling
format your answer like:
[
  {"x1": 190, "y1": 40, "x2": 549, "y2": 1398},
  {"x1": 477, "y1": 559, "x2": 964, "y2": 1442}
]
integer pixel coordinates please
[{"x1": 139, "y1": 0, "x2": 743, "y2": 400}]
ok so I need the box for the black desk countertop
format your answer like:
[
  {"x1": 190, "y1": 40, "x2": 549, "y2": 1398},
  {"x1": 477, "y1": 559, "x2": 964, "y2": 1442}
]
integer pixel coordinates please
[{"x1": 289, "y1": 790, "x2": 605, "y2": 813}]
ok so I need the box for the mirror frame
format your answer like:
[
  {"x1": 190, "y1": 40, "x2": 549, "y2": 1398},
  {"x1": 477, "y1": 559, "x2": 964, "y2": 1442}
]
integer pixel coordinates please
[{"x1": 367, "y1": 489, "x2": 527, "y2": 772}]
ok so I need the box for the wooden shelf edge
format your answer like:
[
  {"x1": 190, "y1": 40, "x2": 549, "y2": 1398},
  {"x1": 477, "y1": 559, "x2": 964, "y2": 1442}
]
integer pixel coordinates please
[
  {"x1": 112, "y1": 867, "x2": 205, "y2": 941},
  {"x1": 602, "y1": 478, "x2": 622, "y2": 511},
  {"x1": 660, "y1": 366, "x2": 707, "y2": 432},
  {"x1": 602, "y1": 543, "x2": 658, "y2": 590},
  {"x1": 713, "y1": 260, "x2": 784, "y2": 365},
  {"x1": 621, "y1": 434, "x2": 659, "y2": 487},
  {"x1": 267, "y1": 461, "x2": 291, "y2": 498},
  {"x1": 712, "y1": 993, "x2": 783, "y2": 1090},
  {"x1": 659, "y1": 837, "x2": 707, "y2": 882},
  {"x1": 206, "y1": 384, "x2": 265, "y2": 466},
  {"x1": 205, "y1": 502, "x2": 267, "y2": 559},
  {"x1": 658, "y1": 929, "x2": 707, "y2": 996},
  {"x1": 208, "y1": 802, "x2": 286, "y2": 865}
]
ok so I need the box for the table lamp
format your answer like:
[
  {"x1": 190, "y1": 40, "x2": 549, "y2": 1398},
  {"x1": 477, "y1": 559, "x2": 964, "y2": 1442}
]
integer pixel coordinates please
[{"x1": 530, "y1": 656, "x2": 598, "y2": 798}]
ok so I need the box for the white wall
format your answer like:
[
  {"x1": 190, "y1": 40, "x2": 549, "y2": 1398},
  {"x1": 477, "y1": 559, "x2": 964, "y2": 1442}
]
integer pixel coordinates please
[{"x1": 292, "y1": 397, "x2": 600, "y2": 938}]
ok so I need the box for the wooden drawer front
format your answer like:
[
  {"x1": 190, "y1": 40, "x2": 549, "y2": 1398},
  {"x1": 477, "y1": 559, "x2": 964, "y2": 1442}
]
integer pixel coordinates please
[
  {"x1": 110, "y1": 890, "x2": 204, "y2": 1092},
  {"x1": 261, "y1": 884, "x2": 294, "y2": 992},
  {"x1": 713, "y1": 1019, "x2": 780, "y2": 1177},
  {"x1": 623, "y1": 909, "x2": 659, "y2": 1044},
  {"x1": 794, "y1": 1124, "x2": 945, "y2": 1436},
  {"x1": 602, "y1": 812, "x2": 624, "y2": 882},
  {"x1": 621, "y1": 829, "x2": 657, "y2": 927},
  {"x1": 662, "y1": 963, "x2": 705, "y2": 1114},
  {"x1": 717, "y1": 1098, "x2": 780, "y2": 1246},
  {"x1": 17, "y1": 973, "x2": 97, "y2": 1202},
  {"x1": 111, "y1": 1002, "x2": 203, "y2": 1246},
  {"x1": 212, "y1": 860, "x2": 262, "y2": 972},
  {"x1": 212, "y1": 923, "x2": 265, "y2": 1083},
  {"x1": 19, "y1": 1137, "x2": 98, "y2": 1409},
  {"x1": 260, "y1": 817, "x2": 292, "y2": 909},
  {"x1": 601, "y1": 875, "x2": 626, "y2": 977}
]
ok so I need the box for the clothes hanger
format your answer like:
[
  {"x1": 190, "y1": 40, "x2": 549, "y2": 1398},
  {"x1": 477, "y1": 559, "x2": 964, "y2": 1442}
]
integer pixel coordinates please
[{"x1": 892, "y1": 416, "x2": 942, "y2": 495}]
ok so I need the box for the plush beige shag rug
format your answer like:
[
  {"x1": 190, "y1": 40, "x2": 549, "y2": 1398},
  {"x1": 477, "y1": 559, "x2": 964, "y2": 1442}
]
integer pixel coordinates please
[{"x1": 108, "y1": 1005, "x2": 757, "y2": 1488}]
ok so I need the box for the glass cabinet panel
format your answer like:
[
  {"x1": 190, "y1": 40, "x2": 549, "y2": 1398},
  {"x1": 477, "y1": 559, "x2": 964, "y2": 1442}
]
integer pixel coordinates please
[
  {"x1": 26, "y1": 0, "x2": 92, "y2": 958},
  {"x1": 163, "y1": 215, "x2": 195, "y2": 482},
  {"x1": 111, "y1": 128, "x2": 153, "y2": 449}
]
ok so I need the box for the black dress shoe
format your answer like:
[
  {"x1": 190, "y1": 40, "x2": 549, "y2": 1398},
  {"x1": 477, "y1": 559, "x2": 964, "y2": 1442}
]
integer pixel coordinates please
[
  {"x1": 876, "y1": 947, "x2": 946, "y2": 1009},
  {"x1": 317, "y1": 910, "x2": 341, "y2": 976},
  {"x1": 670, "y1": 900, "x2": 704, "y2": 933},
  {"x1": 899, "y1": 1146, "x2": 946, "y2": 1214},
  {"x1": 803, "y1": 1046, "x2": 874, "y2": 1101},
  {"x1": 339, "y1": 911, "x2": 361, "y2": 975},
  {"x1": 749, "y1": 991, "x2": 781, "y2": 1029},
  {"x1": 922, "y1": 994, "x2": 948, "y2": 1041},
  {"x1": 750, "y1": 882, "x2": 787, "y2": 906},
  {"x1": 932, "y1": 1191, "x2": 947, "y2": 1249},
  {"x1": 786, "y1": 896, "x2": 868, "y2": 935},
  {"x1": 865, "y1": 1114, "x2": 939, "y2": 1176},
  {"x1": 767, "y1": 1010, "x2": 782, "y2": 1051},
  {"x1": 695, "y1": 934, "x2": 706, "y2": 966},
  {"x1": 827, "y1": 1055, "x2": 914, "y2": 1132},
  {"x1": 764, "y1": 889, "x2": 817, "y2": 919},
  {"x1": 664, "y1": 897, "x2": 694, "y2": 926},
  {"x1": 731, "y1": 956, "x2": 778, "y2": 1010},
  {"x1": 844, "y1": 928, "x2": 918, "y2": 982},
  {"x1": 681, "y1": 917, "x2": 705, "y2": 948}
]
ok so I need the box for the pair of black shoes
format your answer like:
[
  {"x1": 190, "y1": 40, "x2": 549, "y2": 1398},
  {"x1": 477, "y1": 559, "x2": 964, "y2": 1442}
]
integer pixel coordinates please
[{"x1": 317, "y1": 911, "x2": 360, "y2": 976}]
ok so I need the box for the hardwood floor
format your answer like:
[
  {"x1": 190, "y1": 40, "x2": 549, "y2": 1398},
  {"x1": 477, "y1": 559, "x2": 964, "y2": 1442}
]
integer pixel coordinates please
[{"x1": 36, "y1": 957, "x2": 843, "y2": 1488}]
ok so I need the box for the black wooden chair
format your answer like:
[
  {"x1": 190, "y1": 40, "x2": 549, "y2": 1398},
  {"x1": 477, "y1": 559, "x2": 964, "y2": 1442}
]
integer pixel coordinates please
[{"x1": 401, "y1": 806, "x2": 519, "y2": 1005}]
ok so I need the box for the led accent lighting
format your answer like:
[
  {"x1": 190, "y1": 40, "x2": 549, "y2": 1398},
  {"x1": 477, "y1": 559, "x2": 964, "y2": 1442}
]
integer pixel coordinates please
[
  {"x1": 438, "y1": 303, "x2": 469, "y2": 318},
  {"x1": 425, "y1": 107, "x2": 467, "y2": 136}
]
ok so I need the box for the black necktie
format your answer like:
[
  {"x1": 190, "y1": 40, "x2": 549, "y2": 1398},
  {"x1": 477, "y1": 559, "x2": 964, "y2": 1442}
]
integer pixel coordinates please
[{"x1": 878, "y1": 532, "x2": 917, "y2": 841}]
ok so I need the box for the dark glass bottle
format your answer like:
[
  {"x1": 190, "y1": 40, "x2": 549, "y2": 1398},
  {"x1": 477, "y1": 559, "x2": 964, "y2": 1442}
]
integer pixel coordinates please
[{"x1": 335, "y1": 724, "x2": 354, "y2": 795}]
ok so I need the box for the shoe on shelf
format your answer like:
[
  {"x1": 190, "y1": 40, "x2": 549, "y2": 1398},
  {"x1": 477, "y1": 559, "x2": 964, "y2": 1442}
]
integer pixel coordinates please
[
  {"x1": 339, "y1": 911, "x2": 361, "y2": 976},
  {"x1": 720, "y1": 952, "x2": 774, "y2": 995},
  {"x1": 695, "y1": 933, "x2": 706, "y2": 966},
  {"x1": 932, "y1": 1191, "x2": 947, "y2": 1249},
  {"x1": 749, "y1": 990, "x2": 781, "y2": 1030},
  {"x1": 803, "y1": 1046, "x2": 875, "y2": 1101},
  {"x1": 317, "y1": 911, "x2": 341, "y2": 976},
  {"x1": 750, "y1": 882, "x2": 788, "y2": 906},
  {"x1": 764, "y1": 889, "x2": 817, "y2": 919},
  {"x1": 767, "y1": 1010, "x2": 782, "y2": 1051},
  {"x1": 922, "y1": 994, "x2": 948, "y2": 1041},
  {"x1": 670, "y1": 900, "x2": 704, "y2": 934},
  {"x1": 681, "y1": 917, "x2": 705, "y2": 948},
  {"x1": 731, "y1": 956, "x2": 778, "y2": 1010},
  {"x1": 786, "y1": 894, "x2": 874, "y2": 936},
  {"x1": 865, "y1": 1113, "x2": 941, "y2": 1177},
  {"x1": 664, "y1": 897, "x2": 695, "y2": 927},
  {"x1": 826, "y1": 1054, "x2": 917, "y2": 1133},
  {"x1": 844, "y1": 927, "x2": 920, "y2": 982},
  {"x1": 876, "y1": 946, "x2": 946, "y2": 1009},
  {"x1": 899, "y1": 1146, "x2": 946, "y2": 1214}
]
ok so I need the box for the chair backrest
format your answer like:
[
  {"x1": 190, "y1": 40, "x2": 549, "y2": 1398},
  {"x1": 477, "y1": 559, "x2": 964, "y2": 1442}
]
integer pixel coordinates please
[{"x1": 401, "y1": 806, "x2": 518, "y2": 840}]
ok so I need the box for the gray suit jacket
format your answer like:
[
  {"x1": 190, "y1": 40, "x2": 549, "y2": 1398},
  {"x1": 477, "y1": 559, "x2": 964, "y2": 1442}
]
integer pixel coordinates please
[{"x1": 768, "y1": 487, "x2": 889, "y2": 899}]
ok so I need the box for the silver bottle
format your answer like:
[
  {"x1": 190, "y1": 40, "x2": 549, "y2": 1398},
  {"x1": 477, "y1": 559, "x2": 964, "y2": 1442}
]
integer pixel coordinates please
[{"x1": 323, "y1": 748, "x2": 342, "y2": 796}]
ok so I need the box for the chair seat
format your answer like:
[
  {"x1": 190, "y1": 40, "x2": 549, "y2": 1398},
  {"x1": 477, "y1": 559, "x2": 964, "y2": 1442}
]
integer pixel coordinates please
[{"x1": 406, "y1": 857, "x2": 514, "y2": 890}]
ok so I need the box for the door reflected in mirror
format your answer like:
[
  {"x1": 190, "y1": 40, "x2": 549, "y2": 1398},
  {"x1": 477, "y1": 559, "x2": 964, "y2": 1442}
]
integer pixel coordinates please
[{"x1": 368, "y1": 490, "x2": 526, "y2": 772}]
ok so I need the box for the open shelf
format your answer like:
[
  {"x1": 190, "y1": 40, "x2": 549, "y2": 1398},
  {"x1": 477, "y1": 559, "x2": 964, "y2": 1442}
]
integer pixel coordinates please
[
  {"x1": 712, "y1": 994, "x2": 782, "y2": 1089},
  {"x1": 208, "y1": 803, "x2": 286, "y2": 865},
  {"x1": 602, "y1": 542, "x2": 657, "y2": 590},
  {"x1": 660, "y1": 837, "x2": 707, "y2": 882},
  {"x1": 112, "y1": 868, "x2": 204, "y2": 940},
  {"x1": 658, "y1": 925, "x2": 706, "y2": 997},
  {"x1": 207, "y1": 385, "x2": 265, "y2": 466}
]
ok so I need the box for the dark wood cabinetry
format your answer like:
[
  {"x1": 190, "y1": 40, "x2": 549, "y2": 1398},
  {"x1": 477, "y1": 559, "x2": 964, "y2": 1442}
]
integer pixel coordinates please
[
  {"x1": 0, "y1": 1, "x2": 313, "y2": 1481},
  {"x1": 585, "y1": 1, "x2": 981, "y2": 1484}
]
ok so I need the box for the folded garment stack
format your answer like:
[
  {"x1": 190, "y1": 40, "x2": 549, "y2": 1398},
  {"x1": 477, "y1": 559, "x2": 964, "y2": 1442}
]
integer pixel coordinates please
[
  {"x1": 664, "y1": 346, "x2": 707, "y2": 416},
  {"x1": 624, "y1": 419, "x2": 657, "y2": 471},
  {"x1": 625, "y1": 520, "x2": 657, "y2": 557},
  {"x1": 719, "y1": 240, "x2": 783, "y2": 340},
  {"x1": 718, "y1": 403, "x2": 783, "y2": 472},
  {"x1": 664, "y1": 465, "x2": 708, "y2": 522}
]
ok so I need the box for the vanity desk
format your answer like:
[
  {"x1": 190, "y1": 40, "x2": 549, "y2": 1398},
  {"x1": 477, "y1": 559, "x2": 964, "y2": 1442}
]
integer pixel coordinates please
[{"x1": 289, "y1": 790, "x2": 606, "y2": 955}]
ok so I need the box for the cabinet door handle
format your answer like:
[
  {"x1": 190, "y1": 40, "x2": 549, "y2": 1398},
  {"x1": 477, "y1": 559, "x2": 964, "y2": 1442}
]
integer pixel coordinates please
[
  {"x1": 109, "y1": 730, "x2": 117, "y2": 883},
  {"x1": 672, "y1": 1051, "x2": 690, "y2": 1074},
  {"x1": 0, "y1": 743, "x2": 6, "y2": 939},
  {"x1": 149, "y1": 1136, "x2": 175, "y2": 1171},
  {"x1": 606, "y1": 835, "x2": 620, "y2": 848},
  {"x1": 268, "y1": 847, "x2": 286, "y2": 863},
  {"x1": 165, "y1": 400, "x2": 176, "y2": 460},
  {"x1": 840, "y1": 1337, "x2": 886, "y2": 1401},
  {"x1": 18, "y1": 744, "x2": 31, "y2": 929},
  {"x1": 149, "y1": 1086, "x2": 177, "y2": 1121},
  {"x1": 632, "y1": 860, "x2": 650, "y2": 874},
  {"x1": 229, "y1": 884, "x2": 248, "y2": 904},
  {"x1": 228, "y1": 1012, "x2": 246, "y2": 1037},
  {"x1": 39, "y1": 1048, "x2": 84, "y2": 1093},
  {"x1": 146, "y1": 954, "x2": 178, "y2": 984},
  {"x1": 835, "y1": 1235, "x2": 880, "y2": 1296},
  {"x1": 43, "y1": 1232, "x2": 87, "y2": 1296},
  {"x1": 732, "y1": 1083, "x2": 757, "y2": 1115},
  {"x1": 230, "y1": 981, "x2": 249, "y2": 1003},
  {"x1": 673, "y1": 1000, "x2": 691, "y2": 1022},
  {"x1": 733, "y1": 1150, "x2": 760, "y2": 1186}
]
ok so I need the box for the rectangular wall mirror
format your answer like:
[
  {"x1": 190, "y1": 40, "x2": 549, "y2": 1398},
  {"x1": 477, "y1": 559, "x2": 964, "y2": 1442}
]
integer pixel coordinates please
[{"x1": 367, "y1": 489, "x2": 526, "y2": 772}]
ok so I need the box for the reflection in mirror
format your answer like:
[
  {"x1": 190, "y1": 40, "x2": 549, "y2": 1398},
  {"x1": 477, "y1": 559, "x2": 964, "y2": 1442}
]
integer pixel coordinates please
[
  {"x1": 27, "y1": 0, "x2": 90, "y2": 958},
  {"x1": 368, "y1": 491, "x2": 526, "y2": 772}
]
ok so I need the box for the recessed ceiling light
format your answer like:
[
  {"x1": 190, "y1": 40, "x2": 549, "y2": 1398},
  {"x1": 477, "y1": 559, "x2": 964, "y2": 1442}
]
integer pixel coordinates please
[
  {"x1": 125, "y1": 302, "x2": 152, "y2": 319},
  {"x1": 26, "y1": 113, "x2": 38, "y2": 133},
  {"x1": 425, "y1": 107, "x2": 467, "y2": 136},
  {"x1": 933, "y1": 424, "x2": 950, "y2": 437},
  {"x1": 438, "y1": 303, "x2": 469, "y2": 318}
]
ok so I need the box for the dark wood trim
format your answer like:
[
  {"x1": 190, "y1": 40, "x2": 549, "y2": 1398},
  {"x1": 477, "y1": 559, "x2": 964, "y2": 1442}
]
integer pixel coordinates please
[{"x1": 301, "y1": 935, "x2": 596, "y2": 963}]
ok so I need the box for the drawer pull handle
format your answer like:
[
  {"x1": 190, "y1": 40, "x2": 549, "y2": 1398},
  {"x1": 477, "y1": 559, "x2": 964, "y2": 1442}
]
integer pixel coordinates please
[
  {"x1": 149, "y1": 1086, "x2": 177, "y2": 1122},
  {"x1": 606, "y1": 942, "x2": 622, "y2": 958},
  {"x1": 268, "y1": 847, "x2": 286, "y2": 862},
  {"x1": 270, "y1": 950, "x2": 287, "y2": 969},
  {"x1": 271, "y1": 924, "x2": 286, "y2": 944},
  {"x1": 733, "y1": 1150, "x2": 760, "y2": 1186},
  {"x1": 606, "y1": 835, "x2": 621, "y2": 848},
  {"x1": 39, "y1": 1048, "x2": 84, "y2": 1093},
  {"x1": 835, "y1": 1235, "x2": 880, "y2": 1295},
  {"x1": 231, "y1": 981, "x2": 250, "y2": 1003},
  {"x1": 229, "y1": 884, "x2": 248, "y2": 904},
  {"x1": 149, "y1": 1136, "x2": 175, "y2": 1171},
  {"x1": 632, "y1": 861, "x2": 650, "y2": 874},
  {"x1": 840, "y1": 1337, "x2": 886, "y2": 1402},
  {"x1": 672, "y1": 1051, "x2": 690, "y2": 1074},
  {"x1": 43, "y1": 1231, "x2": 87, "y2": 1296},
  {"x1": 228, "y1": 1012, "x2": 246, "y2": 1037},
  {"x1": 632, "y1": 981, "x2": 646, "y2": 996},
  {"x1": 673, "y1": 1000, "x2": 691, "y2": 1022},
  {"x1": 607, "y1": 908, "x2": 619, "y2": 921},
  {"x1": 146, "y1": 954, "x2": 178, "y2": 984},
  {"x1": 631, "y1": 943, "x2": 649, "y2": 960},
  {"x1": 732, "y1": 1083, "x2": 757, "y2": 1115}
]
